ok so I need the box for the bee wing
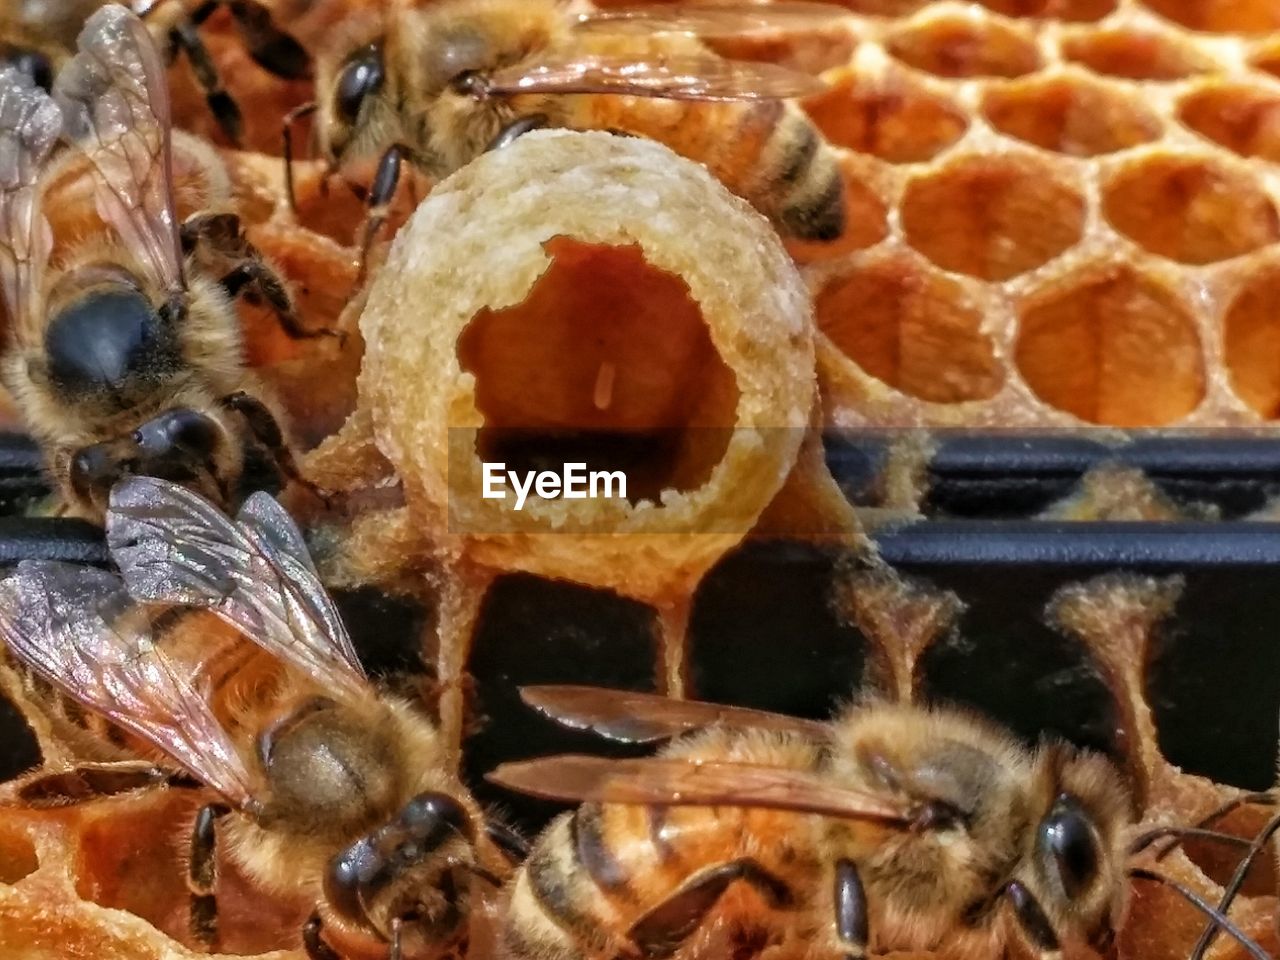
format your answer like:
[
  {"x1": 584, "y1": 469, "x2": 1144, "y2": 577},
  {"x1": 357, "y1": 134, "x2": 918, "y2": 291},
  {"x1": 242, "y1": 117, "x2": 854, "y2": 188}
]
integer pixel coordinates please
[
  {"x1": 484, "y1": 54, "x2": 828, "y2": 101},
  {"x1": 520, "y1": 685, "x2": 830, "y2": 744},
  {"x1": 0, "y1": 68, "x2": 60, "y2": 338},
  {"x1": 106, "y1": 477, "x2": 370, "y2": 702},
  {"x1": 52, "y1": 5, "x2": 183, "y2": 291},
  {"x1": 0, "y1": 561, "x2": 257, "y2": 808},
  {"x1": 488, "y1": 755, "x2": 913, "y2": 823},
  {"x1": 575, "y1": 1, "x2": 848, "y2": 37}
]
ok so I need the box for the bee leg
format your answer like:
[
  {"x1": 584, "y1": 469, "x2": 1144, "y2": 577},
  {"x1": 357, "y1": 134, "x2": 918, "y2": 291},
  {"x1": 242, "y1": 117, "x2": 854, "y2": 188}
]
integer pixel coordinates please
[
  {"x1": 223, "y1": 1, "x2": 311, "y2": 79},
  {"x1": 166, "y1": 17, "x2": 244, "y2": 146},
  {"x1": 182, "y1": 212, "x2": 338, "y2": 341},
  {"x1": 303, "y1": 911, "x2": 343, "y2": 960},
  {"x1": 833, "y1": 859, "x2": 868, "y2": 960},
  {"x1": 282, "y1": 101, "x2": 320, "y2": 213},
  {"x1": 627, "y1": 859, "x2": 792, "y2": 958},
  {"x1": 218, "y1": 391, "x2": 328, "y2": 502},
  {"x1": 188, "y1": 802, "x2": 232, "y2": 948},
  {"x1": 1004, "y1": 880, "x2": 1060, "y2": 956},
  {"x1": 355, "y1": 144, "x2": 409, "y2": 288},
  {"x1": 485, "y1": 820, "x2": 530, "y2": 863},
  {"x1": 485, "y1": 114, "x2": 550, "y2": 154}
]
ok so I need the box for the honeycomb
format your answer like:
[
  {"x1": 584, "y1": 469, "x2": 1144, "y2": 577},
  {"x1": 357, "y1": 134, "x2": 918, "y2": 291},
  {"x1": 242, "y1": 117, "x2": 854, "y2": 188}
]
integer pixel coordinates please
[{"x1": 0, "y1": 1, "x2": 1278, "y2": 959}]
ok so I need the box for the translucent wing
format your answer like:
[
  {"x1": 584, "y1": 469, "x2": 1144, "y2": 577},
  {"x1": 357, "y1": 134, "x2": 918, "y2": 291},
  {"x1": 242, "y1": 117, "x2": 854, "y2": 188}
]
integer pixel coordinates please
[
  {"x1": 0, "y1": 561, "x2": 257, "y2": 808},
  {"x1": 106, "y1": 477, "x2": 369, "y2": 702},
  {"x1": 484, "y1": 54, "x2": 828, "y2": 101},
  {"x1": 52, "y1": 5, "x2": 183, "y2": 290},
  {"x1": 575, "y1": 1, "x2": 848, "y2": 37},
  {"x1": 488, "y1": 755, "x2": 912, "y2": 822},
  {"x1": 521, "y1": 685, "x2": 830, "y2": 744},
  {"x1": 0, "y1": 68, "x2": 60, "y2": 339}
]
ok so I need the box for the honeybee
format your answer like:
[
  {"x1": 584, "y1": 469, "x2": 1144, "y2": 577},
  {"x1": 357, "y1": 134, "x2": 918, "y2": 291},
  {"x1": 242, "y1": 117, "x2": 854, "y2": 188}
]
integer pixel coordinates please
[
  {"x1": 0, "y1": 475, "x2": 526, "y2": 958},
  {"x1": 489, "y1": 686, "x2": 1273, "y2": 960},
  {"x1": 296, "y1": 0, "x2": 848, "y2": 264},
  {"x1": 0, "y1": 6, "x2": 328, "y2": 522},
  {"x1": 0, "y1": 0, "x2": 309, "y2": 144}
]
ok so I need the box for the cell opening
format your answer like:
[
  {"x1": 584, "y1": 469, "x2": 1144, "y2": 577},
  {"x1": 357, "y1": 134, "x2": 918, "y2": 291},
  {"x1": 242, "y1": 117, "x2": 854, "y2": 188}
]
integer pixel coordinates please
[
  {"x1": 1015, "y1": 266, "x2": 1205, "y2": 426},
  {"x1": 1102, "y1": 156, "x2": 1280, "y2": 264},
  {"x1": 0, "y1": 823, "x2": 37, "y2": 885},
  {"x1": 802, "y1": 69, "x2": 968, "y2": 163},
  {"x1": 1062, "y1": 28, "x2": 1212, "y2": 80},
  {"x1": 1141, "y1": 0, "x2": 1280, "y2": 35},
  {"x1": 1178, "y1": 85, "x2": 1280, "y2": 162},
  {"x1": 1225, "y1": 264, "x2": 1280, "y2": 419},
  {"x1": 816, "y1": 255, "x2": 1003, "y2": 403},
  {"x1": 901, "y1": 155, "x2": 1085, "y2": 280},
  {"x1": 983, "y1": 75, "x2": 1163, "y2": 156},
  {"x1": 458, "y1": 237, "x2": 740, "y2": 505},
  {"x1": 975, "y1": 0, "x2": 1116, "y2": 20},
  {"x1": 886, "y1": 16, "x2": 1041, "y2": 78}
]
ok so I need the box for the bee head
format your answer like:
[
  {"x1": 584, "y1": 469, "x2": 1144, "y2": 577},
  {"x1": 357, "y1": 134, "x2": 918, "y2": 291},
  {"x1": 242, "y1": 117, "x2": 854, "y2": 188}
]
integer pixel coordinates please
[
  {"x1": 324, "y1": 791, "x2": 478, "y2": 947},
  {"x1": 1012, "y1": 745, "x2": 1132, "y2": 953},
  {"x1": 63, "y1": 407, "x2": 229, "y2": 517}
]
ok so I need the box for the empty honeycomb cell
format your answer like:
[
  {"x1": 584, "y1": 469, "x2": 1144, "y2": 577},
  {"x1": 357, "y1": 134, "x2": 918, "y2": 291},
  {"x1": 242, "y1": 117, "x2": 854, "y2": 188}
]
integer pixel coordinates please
[
  {"x1": 983, "y1": 74, "x2": 1164, "y2": 156},
  {"x1": 885, "y1": 15, "x2": 1042, "y2": 78},
  {"x1": 1014, "y1": 265, "x2": 1205, "y2": 426},
  {"x1": 1141, "y1": 0, "x2": 1280, "y2": 34},
  {"x1": 900, "y1": 155, "x2": 1085, "y2": 281},
  {"x1": 1061, "y1": 27, "x2": 1213, "y2": 79},
  {"x1": 0, "y1": 820, "x2": 36, "y2": 885},
  {"x1": 1224, "y1": 264, "x2": 1280, "y2": 419},
  {"x1": 1102, "y1": 155, "x2": 1280, "y2": 264},
  {"x1": 802, "y1": 68, "x2": 969, "y2": 163},
  {"x1": 1177, "y1": 84, "x2": 1280, "y2": 162},
  {"x1": 974, "y1": 0, "x2": 1116, "y2": 19},
  {"x1": 815, "y1": 254, "x2": 1003, "y2": 402},
  {"x1": 703, "y1": 23, "x2": 857, "y2": 76},
  {"x1": 785, "y1": 159, "x2": 889, "y2": 264}
]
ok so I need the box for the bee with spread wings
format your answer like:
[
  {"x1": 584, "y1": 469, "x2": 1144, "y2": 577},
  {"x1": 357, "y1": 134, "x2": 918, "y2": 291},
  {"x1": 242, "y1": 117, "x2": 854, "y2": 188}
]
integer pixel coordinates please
[
  {"x1": 292, "y1": 0, "x2": 849, "y2": 273},
  {"x1": 0, "y1": 476, "x2": 524, "y2": 958},
  {"x1": 487, "y1": 685, "x2": 1273, "y2": 960},
  {"x1": 0, "y1": 6, "x2": 329, "y2": 522}
]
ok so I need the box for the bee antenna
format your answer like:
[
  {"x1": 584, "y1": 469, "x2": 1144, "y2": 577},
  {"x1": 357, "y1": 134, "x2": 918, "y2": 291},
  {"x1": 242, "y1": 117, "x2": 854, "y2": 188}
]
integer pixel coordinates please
[
  {"x1": 282, "y1": 100, "x2": 319, "y2": 214},
  {"x1": 1184, "y1": 809, "x2": 1280, "y2": 960},
  {"x1": 1151, "y1": 792, "x2": 1277, "y2": 861},
  {"x1": 1126, "y1": 868, "x2": 1273, "y2": 960}
]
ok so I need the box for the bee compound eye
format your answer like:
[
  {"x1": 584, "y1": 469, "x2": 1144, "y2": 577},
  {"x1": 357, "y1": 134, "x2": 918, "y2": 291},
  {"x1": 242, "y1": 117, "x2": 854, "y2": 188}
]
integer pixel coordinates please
[
  {"x1": 1041, "y1": 798, "x2": 1100, "y2": 900},
  {"x1": 335, "y1": 45, "x2": 384, "y2": 124},
  {"x1": 401, "y1": 792, "x2": 475, "y2": 843},
  {"x1": 326, "y1": 837, "x2": 384, "y2": 923},
  {"x1": 133, "y1": 409, "x2": 221, "y2": 459}
]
